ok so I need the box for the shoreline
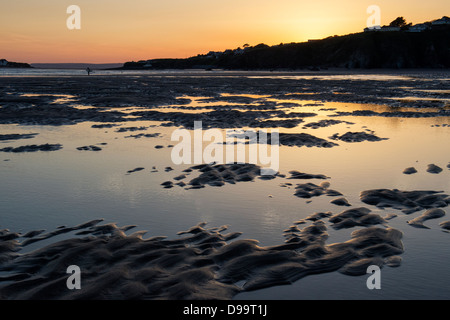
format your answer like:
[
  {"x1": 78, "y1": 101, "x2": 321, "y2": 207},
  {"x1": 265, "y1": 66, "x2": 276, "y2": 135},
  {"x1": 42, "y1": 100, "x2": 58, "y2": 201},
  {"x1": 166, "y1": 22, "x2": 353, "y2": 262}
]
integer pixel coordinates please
[{"x1": 2, "y1": 67, "x2": 450, "y2": 76}]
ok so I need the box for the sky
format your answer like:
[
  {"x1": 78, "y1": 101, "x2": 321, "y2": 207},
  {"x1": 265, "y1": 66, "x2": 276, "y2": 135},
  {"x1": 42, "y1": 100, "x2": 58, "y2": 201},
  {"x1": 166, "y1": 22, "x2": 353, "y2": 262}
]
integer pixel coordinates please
[{"x1": 0, "y1": 0, "x2": 448, "y2": 63}]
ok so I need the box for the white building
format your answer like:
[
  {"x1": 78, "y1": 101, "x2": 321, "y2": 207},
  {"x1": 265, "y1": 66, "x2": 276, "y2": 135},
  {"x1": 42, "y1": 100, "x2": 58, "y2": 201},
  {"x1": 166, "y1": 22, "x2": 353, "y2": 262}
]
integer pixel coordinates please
[
  {"x1": 364, "y1": 26, "x2": 400, "y2": 32},
  {"x1": 364, "y1": 25, "x2": 381, "y2": 32}
]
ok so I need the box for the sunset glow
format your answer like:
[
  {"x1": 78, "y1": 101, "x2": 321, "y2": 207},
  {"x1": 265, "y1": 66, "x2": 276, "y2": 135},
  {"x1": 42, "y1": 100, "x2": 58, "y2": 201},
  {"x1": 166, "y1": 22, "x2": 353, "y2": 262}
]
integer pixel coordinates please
[{"x1": 1, "y1": 0, "x2": 449, "y2": 63}]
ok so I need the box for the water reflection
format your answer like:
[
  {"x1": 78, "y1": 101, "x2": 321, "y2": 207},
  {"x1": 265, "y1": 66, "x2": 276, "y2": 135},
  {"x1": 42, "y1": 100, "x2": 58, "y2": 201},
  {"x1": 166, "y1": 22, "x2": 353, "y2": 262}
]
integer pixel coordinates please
[{"x1": 0, "y1": 89, "x2": 449, "y2": 299}]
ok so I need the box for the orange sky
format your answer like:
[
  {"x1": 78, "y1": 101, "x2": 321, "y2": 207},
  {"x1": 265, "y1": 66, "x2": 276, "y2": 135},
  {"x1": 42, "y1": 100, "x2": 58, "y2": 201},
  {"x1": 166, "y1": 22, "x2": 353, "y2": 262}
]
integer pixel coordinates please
[{"x1": 0, "y1": 0, "x2": 448, "y2": 63}]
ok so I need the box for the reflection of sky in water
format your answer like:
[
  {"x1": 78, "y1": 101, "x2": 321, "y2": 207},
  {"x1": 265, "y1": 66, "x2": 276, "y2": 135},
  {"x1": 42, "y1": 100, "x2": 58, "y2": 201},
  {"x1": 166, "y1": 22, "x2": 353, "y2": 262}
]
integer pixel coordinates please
[
  {"x1": 0, "y1": 96, "x2": 449, "y2": 299},
  {"x1": 248, "y1": 74, "x2": 416, "y2": 81},
  {"x1": 387, "y1": 96, "x2": 450, "y2": 103}
]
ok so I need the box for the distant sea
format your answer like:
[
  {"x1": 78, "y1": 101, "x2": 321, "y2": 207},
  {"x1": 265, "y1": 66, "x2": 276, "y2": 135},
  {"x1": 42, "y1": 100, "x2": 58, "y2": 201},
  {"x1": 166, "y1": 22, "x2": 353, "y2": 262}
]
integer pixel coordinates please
[
  {"x1": 0, "y1": 68, "x2": 258, "y2": 77},
  {"x1": 0, "y1": 68, "x2": 173, "y2": 77}
]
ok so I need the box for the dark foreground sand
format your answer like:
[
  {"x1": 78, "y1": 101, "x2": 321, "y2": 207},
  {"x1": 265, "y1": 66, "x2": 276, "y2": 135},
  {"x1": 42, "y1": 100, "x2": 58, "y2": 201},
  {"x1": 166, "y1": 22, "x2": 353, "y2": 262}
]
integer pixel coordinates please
[{"x1": 0, "y1": 216, "x2": 404, "y2": 300}]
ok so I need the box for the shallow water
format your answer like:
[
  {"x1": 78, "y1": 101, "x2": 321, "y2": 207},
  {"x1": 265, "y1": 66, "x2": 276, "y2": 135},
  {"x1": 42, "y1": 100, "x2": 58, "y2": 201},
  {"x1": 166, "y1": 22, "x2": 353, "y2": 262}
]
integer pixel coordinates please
[{"x1": 0, "y1": 71, "x2": 449, "y2": 299}]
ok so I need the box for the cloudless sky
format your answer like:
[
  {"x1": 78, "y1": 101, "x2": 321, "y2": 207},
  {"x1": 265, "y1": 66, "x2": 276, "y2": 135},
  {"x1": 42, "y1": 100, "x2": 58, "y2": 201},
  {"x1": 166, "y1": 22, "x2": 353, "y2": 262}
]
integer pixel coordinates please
[{"x1": 0, "y1": 0, "x2": 448, "y2": 63}]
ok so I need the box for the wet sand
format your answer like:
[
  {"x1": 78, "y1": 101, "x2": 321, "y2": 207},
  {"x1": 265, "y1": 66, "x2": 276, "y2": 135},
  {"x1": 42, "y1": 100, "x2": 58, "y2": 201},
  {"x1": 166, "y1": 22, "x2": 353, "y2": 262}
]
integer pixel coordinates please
[
  {"x1": 0, "y1": 72, "x2": 449, "y2": 128},
  {"x1": 0, "y1": 71, "x2": 449, "y2": 300},
  {"x1": 0, "y1": 218, "x2": 404, "y2": 299}
]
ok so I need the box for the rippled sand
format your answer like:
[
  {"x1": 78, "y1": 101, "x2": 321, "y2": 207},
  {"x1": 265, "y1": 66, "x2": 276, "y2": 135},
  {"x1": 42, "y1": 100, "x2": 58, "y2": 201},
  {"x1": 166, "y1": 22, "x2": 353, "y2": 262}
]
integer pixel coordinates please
[{"x1": 0, "y1": 71, "x2": 448, "y2": 299}]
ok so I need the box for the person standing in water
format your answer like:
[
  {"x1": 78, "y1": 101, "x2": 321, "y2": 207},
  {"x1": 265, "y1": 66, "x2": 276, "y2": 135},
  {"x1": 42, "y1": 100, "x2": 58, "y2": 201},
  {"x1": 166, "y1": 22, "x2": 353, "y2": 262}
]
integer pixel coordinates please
[{"x1": 86, "y1": 67, "x2": 91, "y2": 75}]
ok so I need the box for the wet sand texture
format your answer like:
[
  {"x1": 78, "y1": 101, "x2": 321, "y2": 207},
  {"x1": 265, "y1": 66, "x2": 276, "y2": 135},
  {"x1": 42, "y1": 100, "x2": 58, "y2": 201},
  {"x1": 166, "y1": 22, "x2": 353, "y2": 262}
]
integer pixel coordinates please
[
  {"x1": 287, "y1": 171, "x2": 329, "y2": 180},
  {"x1": 115, "y1": 126, "x2": 148, "y2": 133},
  {"x1": 0, "y1": 74, "x2": 448, "y2": 299},
  {"x1": 440, "y1": 221, "x2": 450, "y2": 231},
  {"x1": 294, "y1": 182, "x2": 343, "y2": 199},
  {"x1": 1, "y1": 74, "x2": 449, "y2": 112},
  {"x1": 303, "y1": 120, "x2": 353, "y2": 129},
  {"x1": 0, "y1": 133, "x2": 38, "y2": 141},
  {"x1": 161, "y1": 181, "x2": 174, "y2": 188},
  {"x1": 186, "y1": 163, "x2": 274, "y2": 188},
  {"x1": 230, "y1": 131, "x2": 338, "y2": 148},
  {"x1": 124, "y1": 133, "x2": 160, "y2": 139},
  {"x1": 330, "y1": 110, "x2": 450, "y2": 118},
  {"x1": 277, "y1": 133, "x2": 338, "y2": 148},
  {"x1": 133, "y1": 109, "x2": 313, "y2": 130},
  {"x1": 330, "y1": 197, "x2": 351, "y2": 207},
  {"x1": 0, "y1": 144, "x2": 63, "y2": 153},
  {"x1": 329, "y1": 131, "x2": 388, "y2": 143},
  {"x1": 329, "y1": 207, "x2": 386, "y2": 229},
  {"x1": 77, "y1": 145, "x2": 102, "y2": 151},
  {"x1": 360, "y1": 189, "x2": 450, "y2": 214},
  {"x1": 305, "y1": 212, "x2": 333, "y2": 221},
  {"x1": 1, "y1": 75, "x2": 449, "y2": 128},
  {"x1": 127, "y1": 167, "x2": 145, "y2": 175},
  {"x1": 0, "y1": 218, "x2": 404, "y2": 299},
  {"x1": 403, "y1": 167, "x2": 417, "y2": 175},
  {"x1": 427, "y1": 164, "x2": 443, "y2": 174},
  {"x1": 407, "y1": 208, "x2": 446, "y2": 229},
  {"x1": 91, "y1": 124, "x2": 119, "y2": 129}
]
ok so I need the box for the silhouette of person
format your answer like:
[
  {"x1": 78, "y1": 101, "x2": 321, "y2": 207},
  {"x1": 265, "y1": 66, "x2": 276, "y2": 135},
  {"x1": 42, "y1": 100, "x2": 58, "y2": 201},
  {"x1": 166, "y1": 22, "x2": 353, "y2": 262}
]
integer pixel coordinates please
[{"x1": 86, "y1": 67, "x2": 91, "y2": 75}]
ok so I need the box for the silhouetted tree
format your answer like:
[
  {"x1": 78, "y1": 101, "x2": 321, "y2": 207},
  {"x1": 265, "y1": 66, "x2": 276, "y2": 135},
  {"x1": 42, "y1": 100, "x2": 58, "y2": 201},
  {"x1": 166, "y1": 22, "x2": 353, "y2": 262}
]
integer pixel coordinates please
[{"x1": 389, "y1": 17, "x2": 408, "y2": 28}]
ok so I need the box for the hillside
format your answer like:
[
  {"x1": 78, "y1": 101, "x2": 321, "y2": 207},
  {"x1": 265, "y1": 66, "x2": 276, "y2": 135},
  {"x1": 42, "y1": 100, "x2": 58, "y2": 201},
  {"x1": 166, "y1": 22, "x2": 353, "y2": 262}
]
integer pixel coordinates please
[
  {"x1": 120, "y1": 26, "x2": 450, "y2": 70},
  {"x1": 0, "y1": 59, "x2": 32, "y2": 68}
]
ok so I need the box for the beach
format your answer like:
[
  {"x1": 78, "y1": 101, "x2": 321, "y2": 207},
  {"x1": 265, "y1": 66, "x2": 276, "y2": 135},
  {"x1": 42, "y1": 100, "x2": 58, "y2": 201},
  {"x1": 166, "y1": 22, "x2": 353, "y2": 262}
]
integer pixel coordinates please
[{"x1": 0, "y1": 69, "x2": 449, "y2": 299}]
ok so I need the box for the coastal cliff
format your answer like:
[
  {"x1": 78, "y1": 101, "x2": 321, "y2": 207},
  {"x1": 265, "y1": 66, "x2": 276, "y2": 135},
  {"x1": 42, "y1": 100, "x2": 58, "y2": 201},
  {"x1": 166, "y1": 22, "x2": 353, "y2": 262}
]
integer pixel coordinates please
[{"x1": 120, "y1": 25, "x2": 450, "y2": 70}]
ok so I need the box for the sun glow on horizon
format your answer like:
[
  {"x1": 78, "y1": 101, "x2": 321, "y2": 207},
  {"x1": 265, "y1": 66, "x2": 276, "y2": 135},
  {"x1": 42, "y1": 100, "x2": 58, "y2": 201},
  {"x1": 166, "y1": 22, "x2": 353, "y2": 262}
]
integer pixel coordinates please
[{"x1": 0, "y1": 0, "x2": 448, "y2": 63}]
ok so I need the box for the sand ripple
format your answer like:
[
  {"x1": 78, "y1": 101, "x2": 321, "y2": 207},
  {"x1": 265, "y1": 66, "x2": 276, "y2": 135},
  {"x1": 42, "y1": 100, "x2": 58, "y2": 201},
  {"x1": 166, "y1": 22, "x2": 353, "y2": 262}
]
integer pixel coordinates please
[
  {"x1": 360, "y1": 189, "x2": 449, "y2": 214},
  {"x1": 0, "y1": 217, "x2": 404, "y2": 300}
]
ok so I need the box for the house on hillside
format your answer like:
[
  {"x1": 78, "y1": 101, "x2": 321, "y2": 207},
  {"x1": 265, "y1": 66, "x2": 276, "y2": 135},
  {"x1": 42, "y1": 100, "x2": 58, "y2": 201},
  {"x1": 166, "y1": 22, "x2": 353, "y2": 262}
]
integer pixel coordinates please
[
  {"x1": 364, "y1": 26, "x2": 400, "y2": 32},
  {"x1": 206, "y1": 51, "x2": 223, "y2": 59},
  {"x1": 137, "y1": 60, "x2": 153, "y2": 68},
  {"x1": 431, "y1": 16, "x2": 450, "y2": 25},
  {"x1": 407, "y1": 23, "x2": 430, "y2": 32},
  {"x1": 0, "y1": 59, "x2": 8, "y2": 66},
  {"x1": 379, "y1": 26, "x2": 401, "y2": 32},
  {"x1": 364, "y1": 25, "x2": 381, "y2": 32}
]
